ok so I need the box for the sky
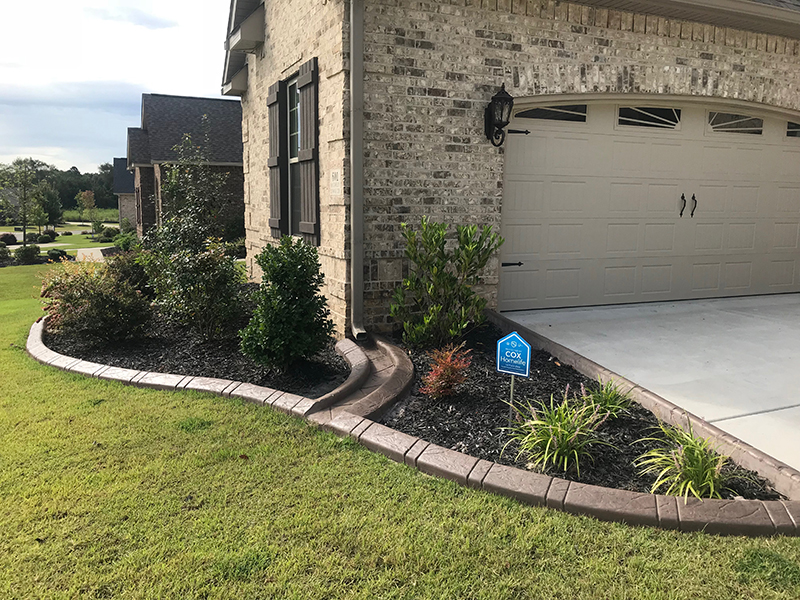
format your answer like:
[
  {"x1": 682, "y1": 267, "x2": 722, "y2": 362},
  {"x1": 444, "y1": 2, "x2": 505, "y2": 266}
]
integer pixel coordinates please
[{"x1": 0, "y1": 0, "x2": 231, "y2": 173}]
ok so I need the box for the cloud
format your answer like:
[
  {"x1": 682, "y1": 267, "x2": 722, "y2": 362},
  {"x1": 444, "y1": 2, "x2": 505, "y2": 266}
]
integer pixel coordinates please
[
  {"x1": 85, "y1": 6, "x2": 177, "y2": 29},
  {"x1": 0, "y1": 81, "x2": 145, "y2": 114}
]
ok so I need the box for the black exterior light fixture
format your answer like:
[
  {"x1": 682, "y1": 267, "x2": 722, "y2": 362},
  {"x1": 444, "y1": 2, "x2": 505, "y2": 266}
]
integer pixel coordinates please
[{"x1": 484, "y1": 83, "x2": 515, "y2": 147}]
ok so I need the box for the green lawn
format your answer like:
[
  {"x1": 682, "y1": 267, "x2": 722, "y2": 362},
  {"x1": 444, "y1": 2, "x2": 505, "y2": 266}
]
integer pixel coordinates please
[
  {"x1": 2, "y1": 265, "x2": 800, "y2": 599},
  {"x1": 62, "y1": 208, "x2": 119, "y2": 223}
]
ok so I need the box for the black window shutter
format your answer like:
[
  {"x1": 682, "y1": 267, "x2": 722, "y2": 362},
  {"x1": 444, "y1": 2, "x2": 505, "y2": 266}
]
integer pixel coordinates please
[
  {"x1": 297, "y1": 57, "x2": 319, "y2": 246},
  {"x1": 267, "y1": 81, "x2": 288, "y2": 238}
]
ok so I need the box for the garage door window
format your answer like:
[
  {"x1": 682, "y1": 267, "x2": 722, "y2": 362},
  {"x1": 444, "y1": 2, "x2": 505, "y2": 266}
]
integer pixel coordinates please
[
  {"x1": 618, "y1": 106, "x2": 681, "y2": 129},
  {"x1": 516, "y1": 105, "x2": 587, "y2": 122},
  {"x1": 708, "y1": 111, "x2": 763, "y2": 134},
  {"x1": 787, "y1": 122, "x2": 800, "y2": 137}
]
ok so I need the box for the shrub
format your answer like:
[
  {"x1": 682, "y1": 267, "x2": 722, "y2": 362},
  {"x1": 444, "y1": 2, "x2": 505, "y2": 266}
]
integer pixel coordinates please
[
  {"x1": 97, "y1": 236, "x2": 113, "y2": 243},
  {"x1": 14, "y1": 244, "x2": 40, "y2": 264},
  {"x1": 38, "y1": 234, "x2": 54, "y2": 244},
  {"x1": 102, "y1": 226, "x2": 120, "y2": 238},
  {"x1": 240, "y1": 236, "x2": 334, "y2": 371},
  {"x1": 0, "y1": 232, "x2": 17, "y2": 245},
  {"x1": 80, "y1": 231, "x2": 90, "y2": 235},
  {"x1": 25, "y1": 232, "x2": 40, "y2": 243},
  {"x1": 583, "y1": 379, "x2": 632, "y2": 419},
  {"x1": 142, "y1": 240, "x2": 244, "y2": 339},
  {"x1": 120, "y1": 217, "x2": 135, "y2": 234},
  {"x1": 223, "y1": 237, "x2": 246, "y2": 259},
  {"x1": 390, "y1": 217, "x2": 503, "y2": 348},
  {"x1": 106, "y1": 250, "x2": 152, "y2": 299},
  {"x1": 43, "y1": 229, "x2": 58, "y2": 238},
  {"x1": 113, "y1": 232, "x2": 139, "y2": 252},
  {"x1": 503, "y1": 389, "x2": 611, "y2": 477},
  {"x1": 0, "y1": 241, "x2": 5, "y2": 248},
  {"x1": 47, "y1": 248, "x2": 67, "y2": 261},
  {"x1": 61, "y1": 230, "x2": 73, "y2": 236},
  {"x1": 0, "y1": 246, "x2": 9, "y2": 261},
  {"x1": 41, "y1": 260, "x2": 151, "y2": 342},
  {"x1": 420, "y1": 342, "x2": 472, "y2": 400},
  {"x1": 635, "y1": 421, "x2": 738, "y2": 501}
]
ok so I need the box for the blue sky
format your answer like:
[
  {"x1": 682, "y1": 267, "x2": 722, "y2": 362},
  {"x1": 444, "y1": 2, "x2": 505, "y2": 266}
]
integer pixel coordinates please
[{"x1": 0, "y1": 0, "x2": 230, "y2": 173}]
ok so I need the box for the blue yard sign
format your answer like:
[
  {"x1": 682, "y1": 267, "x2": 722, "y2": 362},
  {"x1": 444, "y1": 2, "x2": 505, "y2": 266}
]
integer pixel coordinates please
[{"x1": 496, "y1": 331, "x2": 531, "y2": 377}]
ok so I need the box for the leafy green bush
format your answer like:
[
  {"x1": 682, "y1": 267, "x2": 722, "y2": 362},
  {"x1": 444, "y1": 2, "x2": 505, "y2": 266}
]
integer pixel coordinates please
[
  {"x1": 635, "y1": 421, "x2": 738, "y2": 500},
  {"x1": 390, "y1": 217, "x2": 503, "y2": 348},
  {"x1": 420, "y1": 343, "x2": 472, "y2": 400},
  {"x1": 583, "y1": 379, "x2": 632, "y2": 419},
  {"x1": 113, "y1": 232, "x2": 138, "y2": 252},
  {"x1": 0, "y1": 232, "x2": 16, "y2": 245},
  {"x1": 14, "y1": 244, "x2": 40, "y2": 264},
  {"x1": 61, "y1": 231, "x2": 73, "y2": 236},
  {"x1": 102, "y1": 226, "x2": 120, "y2": 238},
  {"x1": 120, "y1": 217, "x2": 135, "y2": 234},
  {"x1": 0, "y1": 245, "x2": 9, "y2": 261},
  {"x1": 38, "y1": 234, "x2": 54, "y2": 244},
  {"x1": 25, "y1": 232, "x2": 40, "y2": 243},
  {"x1": 105, "y1": 250, "x2": 152, "y2": 299},
  {"x1": 47, "y1": 248, "x2": 67, "y2": 261},
  {"x1": 97, "y1": 236, "x2": 114, "y2": 243},
  {"x1": 142, "y1": 240, "x2": 244, "y2": 339},
  {"x1": 240, "y1": 236, "x2": 334, "y2": 372},
  {"x1": 43, "y1": 229, "x2": 58, "y2": 238},
  {"x1": 503, "y1": 390, "x2": 611, "y2": 477},
  {"x1": 40, "y1": 260, "x2": 151, "y2": 342},
  {"x1": 223, "y1": 237, "x2": 246, "y2": 259}
]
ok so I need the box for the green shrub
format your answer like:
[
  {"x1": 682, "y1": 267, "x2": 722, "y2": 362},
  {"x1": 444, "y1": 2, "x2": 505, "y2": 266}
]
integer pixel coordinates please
[
  {"x1": 102, "y1": 226, "x2": 120, "y2": 238},
  {"x1": 38, "y1": 234, "x2": 53, "y2": 244},
  {"x1": 97, "y1": 236, "x2": 114, "y2": 243},
  {"x1": 120, "y1": 217, "x2": 136, "y2": 234},
  {"x1": 14, "y1": 244, "x2": 40, "y2": 264},
  {"x1": 503, "y1": 389, "x2": 611, "y2": 477},
  {"x1": 390, "y1": 217, "x2": 503, "y2": 348},
  {"x1": 635, "y1": 420, "x2": 738, "y2": 501},
  {"x1": 0, "y1": 246, "x2": 9, "y2": 261},
  {"x1": 61, "y1": 231, "x2": 73, "y2": 236},
  {"x1": 47, "y1": 248, "x2": 67, "y2": 261},
  {"x1": 41, "y1": 260, "x2": 151, "y2": 342},
  {"x1": 113, "y1": 232, "x2": 138, "y2": 252},
  {"x1": 142, "y1": 240, "x2": 244, "y2": 339},
  {"x1": 420, "y1": 343, "x2": 472, "y2": 400},
  {"x1": 105, "y1": 250, "x2": 152, "y2": 299},
  {"x1": 25, "y1": 232, "x2": 40, "y2": 243},
  {"x1": 0, "y1": 232, "x2": 16, "y2": 245},
  {"x1": 583, "y1": 379, "x2": 632, "y2": 419},
  {"x1": 240, "y1": 236, "x2": 334, "y2": 372},
  {"x1": 43, "y1": 229, "x2": 58, "y2": 238},
  {"x1": 223, "y1": 237, "x2": 246, "y2": 259}
]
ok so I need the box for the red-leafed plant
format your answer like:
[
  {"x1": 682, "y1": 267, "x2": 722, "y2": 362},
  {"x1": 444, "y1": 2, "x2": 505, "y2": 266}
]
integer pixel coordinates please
[{"x1": 419, "y1": 342, "x2": 472, "y2": 400}]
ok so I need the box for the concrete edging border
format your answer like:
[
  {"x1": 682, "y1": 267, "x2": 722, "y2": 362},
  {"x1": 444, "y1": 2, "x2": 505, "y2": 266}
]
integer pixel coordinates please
[{"x1": 26, "y1": 318, "x2": 800, "y2": 536}]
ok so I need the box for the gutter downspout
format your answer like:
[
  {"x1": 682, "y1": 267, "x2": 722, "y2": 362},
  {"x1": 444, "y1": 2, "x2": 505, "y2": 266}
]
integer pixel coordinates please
[{"x1": 350, "y1": 0, "x2": 367, "y2": 340}]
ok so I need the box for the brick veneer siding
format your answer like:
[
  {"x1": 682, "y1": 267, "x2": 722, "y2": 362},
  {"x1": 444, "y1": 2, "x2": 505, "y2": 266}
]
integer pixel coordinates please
[
  {"x1": 241, "y1": 0, "x2": 350, "y2": 335},
  {"x1": 117, "y1": 193, "x2": 136, "y2": 231},
  {"x1": 358, "y1": 0, "x2": 800, "y2": 331},
  {"x1": 134, "y1": 166, "x2": 156, "y2": 237}
]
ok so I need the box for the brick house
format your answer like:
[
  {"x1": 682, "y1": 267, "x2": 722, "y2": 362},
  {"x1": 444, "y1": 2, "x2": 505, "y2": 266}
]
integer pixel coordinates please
[
  {"x1": 222, "y1": 0, "x2": 800, "y2": 339},
  {"x1": 127, "y1": 93, "x2": 245, "y2": 237},
  {"x1": 112, "y1": 157, "x2": 136, "y2": 230}
]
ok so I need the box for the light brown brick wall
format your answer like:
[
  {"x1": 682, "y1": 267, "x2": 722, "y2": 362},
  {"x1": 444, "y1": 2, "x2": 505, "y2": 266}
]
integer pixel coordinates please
[
  {"x1": 242, "y1": 0, "x2": 350, "y2": 336},
  {"x1": 359, "y1": 0, "x2": 800, "y2": 331}
]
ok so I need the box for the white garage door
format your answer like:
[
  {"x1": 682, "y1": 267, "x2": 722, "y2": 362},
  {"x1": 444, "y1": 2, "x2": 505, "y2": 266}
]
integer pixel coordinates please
[{"x1": 499, "y1": 102, "x2": 800, "y2": 311}]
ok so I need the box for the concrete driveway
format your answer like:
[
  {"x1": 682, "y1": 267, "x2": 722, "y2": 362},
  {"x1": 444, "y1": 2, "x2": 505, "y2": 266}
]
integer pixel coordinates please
[{"x1": 505, "y1": 294, "x2": 800, "y2": 472}]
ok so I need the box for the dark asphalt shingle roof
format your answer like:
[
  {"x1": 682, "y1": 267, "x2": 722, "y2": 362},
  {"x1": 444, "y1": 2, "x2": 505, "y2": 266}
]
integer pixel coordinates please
[
  {"x1": 751, "y1": 0, "x2": 800, "y2": 11},
  {"x1": 127, "y1": 94, "x2": 243, "y2": 166},
  {"x1": 112, "y1": 158, "x2": 135, "y2": 194}
]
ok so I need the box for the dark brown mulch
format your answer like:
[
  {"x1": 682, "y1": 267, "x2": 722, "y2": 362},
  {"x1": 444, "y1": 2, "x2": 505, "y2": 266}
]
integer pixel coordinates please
[
  {"x1": 44, "y1": 313, "x2": 349, "y2": 400},
  {"x1": 381, "y1": 324, "x2": 782, "y2": 501}
]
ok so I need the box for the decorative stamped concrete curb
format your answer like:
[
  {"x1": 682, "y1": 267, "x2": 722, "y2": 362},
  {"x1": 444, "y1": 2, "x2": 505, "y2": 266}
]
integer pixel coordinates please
[{"x1": 27, "y1": 318, "x2": 800, "y2": 537}]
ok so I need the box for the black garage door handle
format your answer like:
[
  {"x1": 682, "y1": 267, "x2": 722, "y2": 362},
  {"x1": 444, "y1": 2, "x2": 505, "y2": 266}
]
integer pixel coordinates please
[
  {"x1": 502, "y1": 262, "x2": 523, "y2": 267},
  {"x1": 680, "y1": 193, "x2": 686, "y2": 217},
  {"x1": 691, "y1": 193, "x2": 697, "y2": 218}
]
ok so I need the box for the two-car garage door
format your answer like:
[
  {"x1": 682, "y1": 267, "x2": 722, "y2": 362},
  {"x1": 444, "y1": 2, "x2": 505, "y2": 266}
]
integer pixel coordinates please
[{"x1": 498, "y1": 102, "x2": 800, "y2": 311}]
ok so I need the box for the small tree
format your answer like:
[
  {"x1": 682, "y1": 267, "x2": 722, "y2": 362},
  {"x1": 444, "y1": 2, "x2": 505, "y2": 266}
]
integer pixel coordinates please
[
  {"x1": 37, "y1": 180, "x2": 62, "y2": 226},
  {"x1": 75, "y1": 189, "x2": 96, "y2": 223},
  {"x1": 240, "y1": 237, "x2": 334, "y2": 371},
  {"x1": 390, "y1": 217, "x2": 504, "y2": 348},
  {"x1": 0, "y1": 158, "x2": 46, "y2": 247},
  {"x1": 30, "y1": 202, "x2": 48, "y2": 235}
]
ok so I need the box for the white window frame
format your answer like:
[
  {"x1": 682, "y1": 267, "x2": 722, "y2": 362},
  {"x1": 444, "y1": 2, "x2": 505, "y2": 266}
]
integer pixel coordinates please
[{"x1": 287, "y1": 77, "x2": 301, "y2": 235}]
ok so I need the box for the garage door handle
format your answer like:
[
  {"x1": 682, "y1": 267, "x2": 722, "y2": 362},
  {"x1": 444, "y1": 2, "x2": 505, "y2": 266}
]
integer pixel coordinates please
[
  {"x1": 502, "y1": 262, "x2": 523, "y2": 267},
  {"x1": 680, "y1": 193, "x2": 686, "y2": 217},
  {"x1": 691, "y1": 194, "x2": 697, "y2": 218}
]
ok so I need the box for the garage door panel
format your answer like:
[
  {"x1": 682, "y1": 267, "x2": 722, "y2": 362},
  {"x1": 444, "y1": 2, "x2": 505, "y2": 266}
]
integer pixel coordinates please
[{"x1": 499, "y1": 106, "x2": 800, "y2": 312}]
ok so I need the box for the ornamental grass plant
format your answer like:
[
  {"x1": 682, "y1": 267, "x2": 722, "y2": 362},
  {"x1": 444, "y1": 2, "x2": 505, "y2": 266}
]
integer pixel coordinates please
[
  {"x1": 583, "y1": 378, "x2": 633, "y2": 419},
  {"x1": 635, "y1": 420, "x2": 738, "y2": 501},
  {"x1": 502, "y1": 387, "x2": 612, "y2": 477}
]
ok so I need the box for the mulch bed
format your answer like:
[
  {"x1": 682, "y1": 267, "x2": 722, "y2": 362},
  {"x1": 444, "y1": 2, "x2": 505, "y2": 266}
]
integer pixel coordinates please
[
  {"x1": 44, "y1": 312, "x2": 349, "y2": 400},
  {"x1": 382, "y1": 324, "x2": 782, "y2": 501}
]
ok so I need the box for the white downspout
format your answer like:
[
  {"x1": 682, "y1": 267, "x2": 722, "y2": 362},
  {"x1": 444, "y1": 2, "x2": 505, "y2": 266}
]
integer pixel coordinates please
[{"x1": 350, "y1": 0, "x2": 367, "y2": 340}]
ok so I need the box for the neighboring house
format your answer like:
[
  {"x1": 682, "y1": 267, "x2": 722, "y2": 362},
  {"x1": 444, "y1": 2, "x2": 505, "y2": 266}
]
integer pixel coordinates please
[
  {"x1": 126, "y1": 93, "x2": 244, "y2": 237},
  {"x1": 222, "y1": 0, "x2": 800, "y2": 338},
  {"x1": 112, "y1": 157, "x2": 136, "y2": 230}
]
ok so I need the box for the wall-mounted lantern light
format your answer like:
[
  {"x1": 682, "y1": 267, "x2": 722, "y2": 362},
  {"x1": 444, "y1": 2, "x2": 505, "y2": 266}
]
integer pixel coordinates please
[{"x1": 484, "y1": 84, "x2": 515, "y2": 147}]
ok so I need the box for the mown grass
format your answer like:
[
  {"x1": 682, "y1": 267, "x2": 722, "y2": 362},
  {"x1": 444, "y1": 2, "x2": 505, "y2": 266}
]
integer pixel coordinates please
[
  {"x1": 62, "y1": 208, "x2": 119, "y2": 223},
  {"x1": 2, "y1": 265, "x2": 800, "y2": 599}
]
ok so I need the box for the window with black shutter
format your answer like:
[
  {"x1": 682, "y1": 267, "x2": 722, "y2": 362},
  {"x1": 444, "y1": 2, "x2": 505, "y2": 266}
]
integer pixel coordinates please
[{"x1": 267, "y1": 57, "x2": 319, "y2": 245}]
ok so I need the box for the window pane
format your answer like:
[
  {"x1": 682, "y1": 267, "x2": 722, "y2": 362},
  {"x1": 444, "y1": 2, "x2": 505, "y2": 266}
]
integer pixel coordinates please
[
  {"x1": 788, "y1": 122, "x2": 800, "y2": 138},
  {"x1": 516, "y1": 105, "x2": 587, "y2": 122},
  {"x1": 290, "y1": 162, "x2": 301, "y2": 235},
  {"x1": 618, "y1": 107, "x2": 681, "y2": 129},
  {"x1": 708, "y1": 111, "x2": 763, "y2": 134},
  {"x1": 288, "y1": 82, "x2": 300, "y2": 158}
]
